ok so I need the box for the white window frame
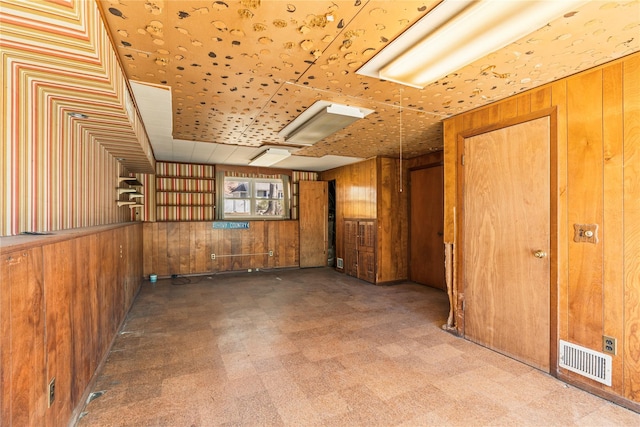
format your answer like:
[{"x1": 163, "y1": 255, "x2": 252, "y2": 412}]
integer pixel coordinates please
[{"x1": 222, "y1": 177, "x2": 288, "y2": 219}]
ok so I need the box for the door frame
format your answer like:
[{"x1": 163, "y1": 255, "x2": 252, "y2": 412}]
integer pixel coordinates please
[{"x1": 455, "y1": 107, "x2": 559, "y2": 375}]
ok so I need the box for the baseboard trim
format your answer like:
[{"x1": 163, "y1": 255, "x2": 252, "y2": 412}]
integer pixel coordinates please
[{"x1": 557, "y1": 372, "x2": 640, "y2": 414}]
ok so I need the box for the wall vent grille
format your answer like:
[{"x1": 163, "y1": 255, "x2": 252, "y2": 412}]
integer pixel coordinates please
[
  {"x1": 336, "y1": 258, "x2": 344, "y2": 269},
  {"x1": 559, "y1": 340, "x2": 612, "y2": 386}
]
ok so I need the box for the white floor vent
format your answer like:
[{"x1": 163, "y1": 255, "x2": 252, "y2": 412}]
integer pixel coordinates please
[
  {"x1": 559, "y1": 340, "x2": 612, "y2": 386},
  {"x1": 336, "y1": 258, "x2": 344, "y2": 269}
]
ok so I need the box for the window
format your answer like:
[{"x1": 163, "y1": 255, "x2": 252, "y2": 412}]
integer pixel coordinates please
[{"x1": 223, "y1": 177, "x2": 287, "y2": 218}]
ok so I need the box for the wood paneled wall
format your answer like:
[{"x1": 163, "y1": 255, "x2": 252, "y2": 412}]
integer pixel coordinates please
[
  {"x1": 321, "y1": 158, "x2": 377, "y2": 278},
  {"x1": 443, "y1": 53, "x2": 640, "y2": 408},
  {"x1": 321, "y1": 157, "x2": 412, "y2": 284},
  {"x1": 376, "y1": 157, "x2": 408, "y2": 283},
  {"x1": 0, "y1": 223, "x2": 143, "y2": 426},
  {"x1": 143, "y1": 221, "x2": 299, "y2": 276}
]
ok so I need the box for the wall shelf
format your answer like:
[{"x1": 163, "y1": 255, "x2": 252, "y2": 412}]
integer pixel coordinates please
[
  {"x1": 118, "y1": 177, "x2": 143, "y2": 186},
  {"x1": 117, "y1": 176, "x2": 144, "y2": 213},
  {"x1": 155, "y1": 162, "x2": 216, "y2": 221}
]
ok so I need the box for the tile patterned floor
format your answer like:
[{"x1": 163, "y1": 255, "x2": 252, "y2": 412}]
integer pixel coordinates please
[{"x1": 77, "y1": 268, "x2": 639, "y2": 426}]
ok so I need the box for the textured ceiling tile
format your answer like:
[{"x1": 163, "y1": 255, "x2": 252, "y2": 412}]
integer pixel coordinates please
[{"x1": 98, "y1": 0, "x2": 640, "y2": 163}]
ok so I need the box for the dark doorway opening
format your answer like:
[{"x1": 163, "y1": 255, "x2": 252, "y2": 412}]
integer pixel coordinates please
[{"x1": 327, "y1": 180, "x2": 336, "y2": 267}]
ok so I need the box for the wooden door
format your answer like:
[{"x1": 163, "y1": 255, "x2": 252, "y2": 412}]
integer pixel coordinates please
[
  {"x1": 299, "y1": 180, "x2": 328, "y2": 268},
  {"x1": 410, "y1": 166, "x2": 445, "y2": 289},
  {"x1": 463, "y1": 117, "x2": 551, "y2": 371}
]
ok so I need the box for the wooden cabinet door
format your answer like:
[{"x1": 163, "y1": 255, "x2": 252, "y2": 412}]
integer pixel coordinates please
[
  {"x1": 343, "y1": 219, "x2": 376, "y2": 283},
  {"x1": 344, "y1": 220, "x2": 358, "y2": 277},
  {"x1": 463, "y1": 117, "x2": 551, "y2": 372},
  {"x1": 357, "y1": 221, "x2": 376, "y2": 282},
  {"x1": 299, "y1": 181, "x2": 327, "y2": 268}
]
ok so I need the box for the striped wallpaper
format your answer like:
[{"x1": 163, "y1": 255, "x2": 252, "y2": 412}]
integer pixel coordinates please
[
  {"x1": 154, "y1": 162, "x2": 216, "y2": 222},
  {"x1": 1, "y1": 0, "x2": 155, "y2": 236},
  {"x1": 150, "y1": 162, "x2": 319, "y2": 222}
]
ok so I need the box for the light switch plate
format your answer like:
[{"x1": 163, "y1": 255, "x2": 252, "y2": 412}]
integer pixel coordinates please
[{"x1": 573, "y1": 224, "x2": 598, "y2": 243}]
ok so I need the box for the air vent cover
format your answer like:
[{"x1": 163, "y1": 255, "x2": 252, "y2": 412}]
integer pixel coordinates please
[{"x1": 559, "y1": 340, "x2": 612, "y2": 386}]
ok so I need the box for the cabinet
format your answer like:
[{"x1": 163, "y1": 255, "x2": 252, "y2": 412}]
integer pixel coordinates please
[
  {"x1": 155, "y1": 162, "x2": 215, "y2": 221},
  {"x1": 344, "y1": 219, "x2": 376, "y2": 283}
]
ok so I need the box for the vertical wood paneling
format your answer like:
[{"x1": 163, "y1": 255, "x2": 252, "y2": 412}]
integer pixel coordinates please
[
  {"x1": 44, "y1": 240, "x2": 75, "y2": 427},
  {"x1": 1, "y1": 248, "x2": 45, "y2": 426},
  {"x1": 192, "y1": 222, "x2": 210, "y2": 273},
  {"x1": 517, "y1": 93, "x2": 532, "y2": 115},
  {"x1": 443, "y1": 119, "x2": 458, "y2": 243},
  {"x1": 143, "y1": 221, "x2": 299, "y2": 275},
  {"x1": 1, "y1": 222, "x2": 143, "y2": 427},
  {"x1": 321, "y1": 158, "x2": 377, "y2": 275},
  {"x1": 88, "y1": 234, "x2": 101, "y2": 376},
  {"x1": 552, "y1": 79, "x2": 570, "y2": 346},
  {"x1": 166, "y1": 223, "x2": 180, "y2": 275},
  {"x1": 443, "y1": 53, "x2": 640, "y2": 408},
  {"x1": 179, "y1": 222, "x2": 191, "y2": 274},
  {"x1": 499, "y1": 97, "x2": 519, "y2": 122},
  {"x1": 531, "y1": 86, "x2": 552, "y2": 111},
  {"x1": 376, "y1": 157, "x2": 408, "y2": 283},
  {"x1": 321, "y1": 156, "x2": 410, "y2": 284},
  {"x1": 143, "y1": 222, "x2": 154, "y2": 275},
  {"x1": 72, "y1": 236, "x2": 93, "y2": 405},
  {"x1": 623, "y1": 55, "x2": 640, "y2": 401},
  {"x1": 156, "y1": 223, "x2": 168, "y2": 276},
  {"x1": 602, "y1": 62, "x2": 624, "y2": 394},
  {"x1": 566, "y1": 69, "x2": 604, "y2": 350}
]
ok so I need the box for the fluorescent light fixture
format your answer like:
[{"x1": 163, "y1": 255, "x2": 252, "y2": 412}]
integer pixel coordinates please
[
  {"x1": 278, "y1": 101, "x2": 374, "y2": 145},
  {"x1": 357, "y1": 0, "x2": 587, "y2": 89},
  {"x1": 249, "y1": 148, "x2": 291, "y2": 167}
]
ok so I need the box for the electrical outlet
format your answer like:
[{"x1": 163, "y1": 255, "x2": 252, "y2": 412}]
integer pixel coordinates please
[
  {"x1": 211, "y1": 253, "x2": 215, "y2": 260},
  {"x1": 48, "y1": 377, "x2": 55, "y2": 407},
  {"x1": 603, "y1": 336, "x2": 617, "y2": 355},
  {"x1": 268, "y1": 250, "x2": 273, "y2": 257}
]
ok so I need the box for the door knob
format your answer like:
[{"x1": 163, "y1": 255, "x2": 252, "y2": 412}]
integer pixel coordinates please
[{"x1": 533, "y1": 250, "x2": 547, "y2": 258}]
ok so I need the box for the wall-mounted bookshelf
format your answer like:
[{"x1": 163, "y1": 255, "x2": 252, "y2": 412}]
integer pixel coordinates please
[{"x1": 155, "y1": 162, "x2": 215, "y2": 221}]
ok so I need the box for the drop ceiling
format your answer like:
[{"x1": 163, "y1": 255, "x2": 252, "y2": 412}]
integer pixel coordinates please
[{"x1": 97, "y1": 0, "x2": 640, "y2": 171}]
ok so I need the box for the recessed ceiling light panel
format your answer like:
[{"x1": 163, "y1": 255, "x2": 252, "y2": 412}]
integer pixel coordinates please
[
  {"x1": 278, "y1": 101, "x2": 374, "y2": 146},
  {"x1": 357, "y1": 0, "x2": 587, "y2": 88}
]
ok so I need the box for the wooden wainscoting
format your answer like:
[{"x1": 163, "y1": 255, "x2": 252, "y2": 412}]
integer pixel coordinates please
[
  {"x1": 0, "y1": 223, "x2": 143, "y2": 426},
  {"x1": 143, "y1": 221, "x2": 300, "y2": 276}
]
